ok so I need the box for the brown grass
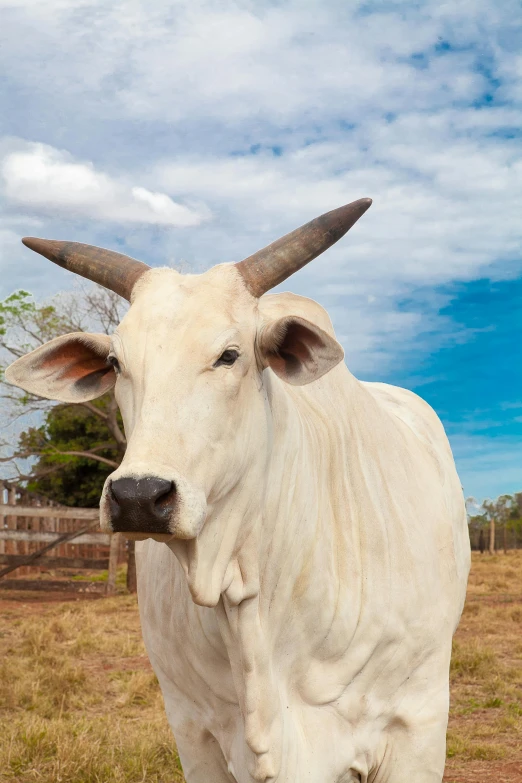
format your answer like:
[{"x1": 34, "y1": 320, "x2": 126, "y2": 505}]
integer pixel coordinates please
[
  {"x1": 444, "y1": 550, "x2": 522, "y2": 783},
  {"x1": 0, "y1": 596, "x2": 183, "y2": 782},
  {"x1": 0, "y1": 551, "x2": 521, "y2": 782}
]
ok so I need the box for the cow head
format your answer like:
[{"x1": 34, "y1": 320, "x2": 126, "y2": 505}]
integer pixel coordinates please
[{"x1": 5, "y1": 199, "x2": 371, "y2": 604}]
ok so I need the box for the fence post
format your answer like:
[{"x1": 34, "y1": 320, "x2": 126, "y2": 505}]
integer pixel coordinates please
[
  {"x1": 106, "y1": 533, "x2": 120, "y2": 595},
  {"x1": 6, "y1": 486, "x2": 16, "y2": 559},
  {"x1": 0, "y1": 483, "x2": 4, "y2": 558},
  {"x1": 489, "y1": 519, "x2": 495, "y2": 555},
  {"x1": 126, "y1": 540, "x2": 137, "y2": 594}
]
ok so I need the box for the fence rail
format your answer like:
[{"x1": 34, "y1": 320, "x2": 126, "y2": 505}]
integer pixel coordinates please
[
  {"x1": 0, "y1": 579, "x2": 107, "y2": 594},
  {"x1": 0, "y1": 483, "x2": 128, "y2": 594},
  {"x1": 0, "y1": 530, "x2": 109, "y2": 545},
  {"x1": 0, "y1": 554, "x2": 109, "y2": 570},
  {"x1": 0, "y1": 505, "x2": 99, "y2": 519}
]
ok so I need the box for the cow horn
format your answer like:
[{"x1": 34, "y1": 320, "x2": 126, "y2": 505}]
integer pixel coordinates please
[
  {"x1": 234, "y1": 198, "x2": 372, "y2": 297},
  {"x1": 21, "y1": 238, "x2": 150, "y2": 301}
]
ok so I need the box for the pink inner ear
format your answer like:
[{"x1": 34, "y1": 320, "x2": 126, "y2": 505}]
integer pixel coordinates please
[
  {"x1": 6, "y1": 332, "x2": 115, "y2": 403},
  {"x1": 261, "y1": 315, "x2": 344, "y2": 386},
  {"x1": 267, "y1": 319, "x2": 323, "y2": 378},
  {"x1": 36, "y1": 341, "x2": 109, "y2": 382},
  {"x1": 278, "y1": 321, "x2": 323, "y2": 363}
]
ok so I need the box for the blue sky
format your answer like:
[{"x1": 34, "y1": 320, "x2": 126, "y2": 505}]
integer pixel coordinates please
[{"x1": 0, "y1": 0, "x2": 521, "y2": 500}]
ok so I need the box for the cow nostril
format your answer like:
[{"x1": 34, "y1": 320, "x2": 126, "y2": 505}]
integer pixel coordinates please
[
  {"x1": 108, "y1": 477, "x2": 175, "y2": 510},
  {"x1": 153, "y1": 480, "x2": 176, "y2": 516},
  {"x1": 108, "y1": 479, "x2": 121, "y2": 508}
]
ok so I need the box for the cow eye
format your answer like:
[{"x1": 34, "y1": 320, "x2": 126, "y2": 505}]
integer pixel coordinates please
[
  {"x1": 214, "y1": 349, "x2": 239, "y2": 368},
  {"x1": 107, "y1": 355, "x2": 121, "y2": 374}
]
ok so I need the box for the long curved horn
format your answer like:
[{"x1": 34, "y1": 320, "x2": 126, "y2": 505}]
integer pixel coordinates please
[
  {"x1": 21, "y1": 238, "x2": 150, "y2": 301},
  {"x1": 235, "y1": 198, "x2": 372, "y2": 297}
]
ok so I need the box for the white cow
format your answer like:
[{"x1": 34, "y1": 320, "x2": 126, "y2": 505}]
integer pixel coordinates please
[{"x1": 6, "y1": 199, "x2": 470, "y2": 783}]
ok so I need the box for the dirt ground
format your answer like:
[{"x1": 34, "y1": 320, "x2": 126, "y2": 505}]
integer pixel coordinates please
[{"x1": 0, "y1": 552, "x2": 521, "y2": 782}]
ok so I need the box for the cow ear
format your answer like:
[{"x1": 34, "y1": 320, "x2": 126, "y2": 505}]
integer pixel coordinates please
[
  {"x1": 258, "y1": 315, "x2": 344, "y2": 386},
  {"x1": 4, "y1": 332, "x2": 116, "y2": 403}
]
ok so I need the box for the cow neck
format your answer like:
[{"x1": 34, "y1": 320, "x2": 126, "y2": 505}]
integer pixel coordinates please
[
  {"x1": 256, "y1": 366, "x2": 367, "y2": 638},
  {"x1": 209, "y1": 366, "x2": 369, "y2": 781}
]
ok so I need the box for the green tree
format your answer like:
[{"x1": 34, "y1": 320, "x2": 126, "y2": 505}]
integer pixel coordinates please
[
  {"x1": 480, "y1": 495, "x2": 518, "y2": 554},
  {"x1": 482, "y1": 498, "x2": 498, "y2": 555},
  {"x1": 0, "y1": 286, "x2": 127, "y2": 499},
  {"x1": 18, "y1": 400, "x2": 121, "y2": 507},
  {"x1": 495, "y1": 494, "x2": 515, "y2": 553}
]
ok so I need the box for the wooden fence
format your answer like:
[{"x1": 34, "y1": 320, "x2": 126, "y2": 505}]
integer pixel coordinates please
[
  {"x1": 0, "y1": 484, "x2": 130, "y2": 595},
  {"x1": 468, "y1": 523, "x2": 520, "y2": 552}
]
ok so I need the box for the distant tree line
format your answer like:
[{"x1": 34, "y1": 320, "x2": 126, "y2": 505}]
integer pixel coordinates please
[{"x1": 467, "y1": 494, "x2": 522, "y2": 554}]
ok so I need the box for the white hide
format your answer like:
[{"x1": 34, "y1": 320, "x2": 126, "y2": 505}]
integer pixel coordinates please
[
  {"x1": 6, "y1": 265, "x2": 470, "y2": 783},
  {"x1": 124, "y1": 269, "x2": 469, "y2": 783}
]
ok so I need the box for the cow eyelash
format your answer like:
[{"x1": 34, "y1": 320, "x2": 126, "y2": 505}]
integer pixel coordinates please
[
  {"x1": 107, "y1": 355, "x2": 121, "y2": 374},
  {"x1": 214, "y1": 349, "x2": 240, "y2": 368}
]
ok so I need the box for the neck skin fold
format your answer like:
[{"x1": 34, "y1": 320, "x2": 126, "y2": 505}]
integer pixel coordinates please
[{"x1": 167, "y1": 365, "x2": 371, "y2": 781}]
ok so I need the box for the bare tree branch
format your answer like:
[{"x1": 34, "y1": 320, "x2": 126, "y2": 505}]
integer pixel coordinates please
[
  {"x1": 1, "y1": 442, "x2": 116, "y2": 463},
  {"x1": 50, "y1": 450, "x2": 119, "y2": 468},
  {"x1": 7, "y1": 463, "x2": 77, "y2": 484},
  {"x1": 106, "y1": 393, "x2": 127, "y2": 454},
  {"x1": 79, "y1": 401, "x2": 109, "y2": 422}
]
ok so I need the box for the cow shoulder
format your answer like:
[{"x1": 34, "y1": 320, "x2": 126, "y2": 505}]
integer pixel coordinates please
[{"x1": 362, "y1": 381, "x2": 454, "y2": 460}]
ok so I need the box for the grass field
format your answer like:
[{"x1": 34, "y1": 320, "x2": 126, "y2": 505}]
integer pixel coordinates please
[
  {"x1": 444, "y1": 551, "x2": 522, "y2": 782},
  {"x1": 0, "y1": 552, "x2": 521, "y2": 782}
]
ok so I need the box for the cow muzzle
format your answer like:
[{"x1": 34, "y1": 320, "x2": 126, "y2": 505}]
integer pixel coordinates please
[
  {"x1": 108, "y1": 476, "x2": 176, "y2": 536},
  {"x1": 100, "y1": 466, "x2": 208, "y2": 541}
]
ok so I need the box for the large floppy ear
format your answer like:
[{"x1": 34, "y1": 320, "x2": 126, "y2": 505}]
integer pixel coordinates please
[
  {"x1": 258, "y1": 315, "x2": 344, "y2": 386},
  {"x1": 4, "y1": 333, "x2": 116, "y2": 403}
]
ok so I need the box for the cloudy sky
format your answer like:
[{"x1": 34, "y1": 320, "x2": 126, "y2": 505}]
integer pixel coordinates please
[{"x1": 1, "y1": 0, "x2": 521, "y2": 500}]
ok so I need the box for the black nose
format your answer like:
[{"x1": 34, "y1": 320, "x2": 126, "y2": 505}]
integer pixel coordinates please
[{"x1": 108, "y1": 477, "x2": 176, "y2": 534}]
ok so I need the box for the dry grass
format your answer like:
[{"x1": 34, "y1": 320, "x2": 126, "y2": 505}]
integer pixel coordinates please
[
  {"x1": 444, "y1": 550, "x2": 522, "y2": 782},
  {"x1": 0, "y1": 551, "x2": 521, "y2": 782},
  {"x1": 0, "y1": 596, "x2": 183, "y2": 783}
]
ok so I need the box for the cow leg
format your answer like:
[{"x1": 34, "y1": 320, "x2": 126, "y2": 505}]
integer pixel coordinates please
[{"x1": 173, "y1": 724, "x2": 235, "y2": 783}]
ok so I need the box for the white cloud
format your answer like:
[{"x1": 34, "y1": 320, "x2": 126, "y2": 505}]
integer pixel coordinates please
[
  {"x1": 0, "y1": 0, "x2": 506, "y2": 129},
  {"x1": 150, "y1": 104, "x2": 522, "y2": 288},
  {"x1": 0, "y1": 228, "x2": 20, "y2": 264},
  {"x1": 1, "y1": 2, "x2": 520, "y2": 311},
  {"x1": 1, "y1": 143, "x2": 207, "y2": 227},
  {"x1": 1, "y1": 0, "x2": 522, "y2": 499}
]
